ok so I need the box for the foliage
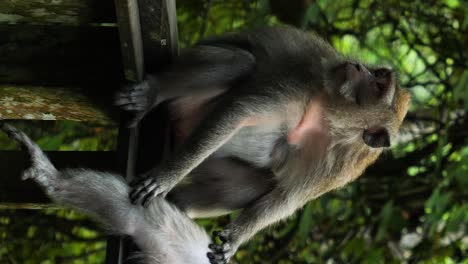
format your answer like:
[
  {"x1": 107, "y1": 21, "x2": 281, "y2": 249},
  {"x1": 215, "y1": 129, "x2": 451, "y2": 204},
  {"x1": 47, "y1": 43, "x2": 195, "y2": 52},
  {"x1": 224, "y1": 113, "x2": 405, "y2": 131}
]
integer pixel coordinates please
[{"x1": 1, "y1": 0, "x2": 467, "y2": 263}]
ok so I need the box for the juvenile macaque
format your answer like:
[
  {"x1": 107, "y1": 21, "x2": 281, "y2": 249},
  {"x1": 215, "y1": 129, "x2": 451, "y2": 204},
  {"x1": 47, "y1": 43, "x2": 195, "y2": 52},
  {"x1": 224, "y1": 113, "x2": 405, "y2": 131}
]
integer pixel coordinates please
[
  {"x1": 119, "y1": 25, "x2": 412, "y2": 263},
  {"x1": 1, "y1": 124, "x2": 213, "y2": 264}
]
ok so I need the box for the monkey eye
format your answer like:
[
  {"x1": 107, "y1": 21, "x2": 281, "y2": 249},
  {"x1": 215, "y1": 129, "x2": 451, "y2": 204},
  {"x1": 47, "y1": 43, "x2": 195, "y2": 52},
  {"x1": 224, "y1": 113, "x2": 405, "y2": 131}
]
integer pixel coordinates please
[{"x1": 362, "y1": 127, "x2": 390, "y2": 148}]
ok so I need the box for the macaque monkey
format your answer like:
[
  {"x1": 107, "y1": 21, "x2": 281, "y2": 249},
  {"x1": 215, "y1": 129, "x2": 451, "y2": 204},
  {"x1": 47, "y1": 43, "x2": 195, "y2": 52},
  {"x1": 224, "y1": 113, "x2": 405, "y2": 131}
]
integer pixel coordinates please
[
  {"x1": 117, "y1": 25, "x2": 411, "y2": 263},
  {"x1": 1, "y1": 124, "x2": 214, "y2": 264}
]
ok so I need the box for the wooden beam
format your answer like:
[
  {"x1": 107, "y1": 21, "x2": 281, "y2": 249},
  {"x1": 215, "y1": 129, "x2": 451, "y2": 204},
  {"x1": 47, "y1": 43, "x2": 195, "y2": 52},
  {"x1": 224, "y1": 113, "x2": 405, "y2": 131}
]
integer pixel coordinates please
[
  {"x1": 138, "y1": 0, "x2": 179, "y2": 72},
  {"x1": 0, "y1": 86, "x2": 115, "y2": 123},
  {"x1": 114, "y1": 0, "x2": 144, "y2": 82},
  {"x1": 0, "y1": 0, "x2": 116, "y2": 25},
  {"x1": 0, "y1": 151, "x2": 117, "y2": 207},
  {"x1": 0, "y1": 25, "x2": 122, "y2": 86}
]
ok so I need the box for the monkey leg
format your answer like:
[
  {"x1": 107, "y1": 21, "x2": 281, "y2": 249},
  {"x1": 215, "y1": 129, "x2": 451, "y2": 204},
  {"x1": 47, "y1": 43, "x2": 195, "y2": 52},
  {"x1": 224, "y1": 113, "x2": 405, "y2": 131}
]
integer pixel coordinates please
[
  {"x1": 0, "y1": 124, "x2": 140, "y2": 236},
  {"x1": 114, "y1": 44, "x2": 256, "y2": 127},
  {"x1": 0, "y1": 124, "x2": 212, "y2": 264},
  {"x1": 167, "y1": 157, "x2": 274, "y2": 218},
  {"x1": 129, "y1": 93, "x2": 284, "y2": 206}
]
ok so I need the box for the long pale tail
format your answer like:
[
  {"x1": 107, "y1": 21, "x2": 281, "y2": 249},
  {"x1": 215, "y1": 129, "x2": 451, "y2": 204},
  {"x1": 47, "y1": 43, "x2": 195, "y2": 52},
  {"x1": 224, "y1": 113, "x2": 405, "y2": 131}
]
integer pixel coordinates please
[{"x1": 1, "y1": 124, "x2": 211, "y2": 264}]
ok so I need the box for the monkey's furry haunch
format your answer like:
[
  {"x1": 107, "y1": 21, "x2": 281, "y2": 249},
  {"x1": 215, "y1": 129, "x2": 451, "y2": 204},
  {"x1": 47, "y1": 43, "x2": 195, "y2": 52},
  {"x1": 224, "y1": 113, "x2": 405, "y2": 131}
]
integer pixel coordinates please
[
  {"x1": 116, "y1": 25, "x2": 411, "y2": 263},
  {"x1": 1, "y1": 124, "x2": 213, "y2": 264}
]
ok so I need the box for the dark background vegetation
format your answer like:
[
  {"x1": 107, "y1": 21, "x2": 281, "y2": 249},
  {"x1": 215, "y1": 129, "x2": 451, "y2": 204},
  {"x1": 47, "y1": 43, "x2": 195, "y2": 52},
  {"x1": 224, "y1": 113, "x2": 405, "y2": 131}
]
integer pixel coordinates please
[{"x1": 1, "y1": 0, "x2": 467, "y2": 263}]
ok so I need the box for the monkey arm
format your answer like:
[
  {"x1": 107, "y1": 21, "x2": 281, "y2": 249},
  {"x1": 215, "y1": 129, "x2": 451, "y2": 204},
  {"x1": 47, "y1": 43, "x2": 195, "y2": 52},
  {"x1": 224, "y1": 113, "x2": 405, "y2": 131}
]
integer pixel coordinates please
[
  {"x1": 156, "y1": 45, "x2": 256, "y2": 103},
  {"x1": 208, "y1": 188, "x2": 305, "y2": 263},
  {"x1": 130, "y1": 94, "x2": 283, "y2": 206}
]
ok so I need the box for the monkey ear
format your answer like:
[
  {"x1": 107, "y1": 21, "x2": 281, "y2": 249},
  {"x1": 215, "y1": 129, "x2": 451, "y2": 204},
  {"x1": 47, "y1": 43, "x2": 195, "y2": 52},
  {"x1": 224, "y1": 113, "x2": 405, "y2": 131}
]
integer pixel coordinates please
[{"x1": 362, "y1": 127, "x2": 390, "y2": 148}]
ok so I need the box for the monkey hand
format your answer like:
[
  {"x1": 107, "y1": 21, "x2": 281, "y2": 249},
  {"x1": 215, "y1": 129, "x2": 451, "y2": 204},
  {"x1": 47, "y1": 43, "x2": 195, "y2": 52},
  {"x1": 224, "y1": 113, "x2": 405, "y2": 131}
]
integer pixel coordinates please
[
  {"x1": 114, "y1": 76, "x2": 159, "y2": 127},
  {"x1": 129, "y1": 172, "x2": 174, "y2": 207},
  {"x1": 207, "y1": 230, "x2": 238, "y2": 264}
]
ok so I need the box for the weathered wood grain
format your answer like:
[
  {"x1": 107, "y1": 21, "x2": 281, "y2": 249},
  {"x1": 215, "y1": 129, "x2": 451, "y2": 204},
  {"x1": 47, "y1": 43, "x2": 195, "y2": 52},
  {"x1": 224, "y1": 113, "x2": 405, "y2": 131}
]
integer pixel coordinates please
[
  {"x1": 0, "y1": 0, "x2": 116, "y2": 25},
  {"x1": 138, "y1": 0, "x2": 179, "y2": 72},
  {"x1": 0, "y1": 86, "x2": 114, "y2": 123}
]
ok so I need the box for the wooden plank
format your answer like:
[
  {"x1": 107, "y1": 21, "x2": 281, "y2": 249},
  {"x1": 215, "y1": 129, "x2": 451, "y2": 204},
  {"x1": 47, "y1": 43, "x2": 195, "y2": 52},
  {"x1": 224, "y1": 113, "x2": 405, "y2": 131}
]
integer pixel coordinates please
[
  {"x1": 0, "y1": 151, "x2": 117, "y2": 207},
  {"x1": 0, "y1": 0, "x2": 116, "y2": 25},
  {"x1": 0, "y1": 86, "x2": 114, "y2": 123},
  {"x1": 0, "y1": 25, "x2": 122, "y2": 86},
  {"x1": 114, "y1": 0, "x2": 144, "y2": 82},
  {"x1": 138, "y1": 0, "x2": 179, "y2": 72}
]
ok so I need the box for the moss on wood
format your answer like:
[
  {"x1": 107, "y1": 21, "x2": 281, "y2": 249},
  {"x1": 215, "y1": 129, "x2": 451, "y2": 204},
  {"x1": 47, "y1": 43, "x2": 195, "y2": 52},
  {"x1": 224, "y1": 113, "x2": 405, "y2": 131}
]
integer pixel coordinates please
[
  {"x1": 0, "y1": 86, "x2": 113, "y2": 123},
  {"x1": 0, "y1": 0, "x2": 116, "y2": 25}
]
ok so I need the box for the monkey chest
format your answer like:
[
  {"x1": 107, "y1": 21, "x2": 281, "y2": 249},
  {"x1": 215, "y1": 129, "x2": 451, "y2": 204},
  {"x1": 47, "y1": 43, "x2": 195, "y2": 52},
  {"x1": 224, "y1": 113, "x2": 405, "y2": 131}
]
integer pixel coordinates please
[{"x1": 213, "y1": 126, "x2": 285, "y2": 168}]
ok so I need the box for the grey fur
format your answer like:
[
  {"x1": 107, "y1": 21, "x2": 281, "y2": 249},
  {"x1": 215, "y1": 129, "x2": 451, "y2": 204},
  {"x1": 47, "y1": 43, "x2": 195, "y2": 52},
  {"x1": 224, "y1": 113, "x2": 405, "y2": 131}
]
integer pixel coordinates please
[
  {"x1": 1, "y1": 124, "x2": 212, "y2": 264},
  {"x1": 117, "y1": 25, "x2": 410, "y2": 263}
]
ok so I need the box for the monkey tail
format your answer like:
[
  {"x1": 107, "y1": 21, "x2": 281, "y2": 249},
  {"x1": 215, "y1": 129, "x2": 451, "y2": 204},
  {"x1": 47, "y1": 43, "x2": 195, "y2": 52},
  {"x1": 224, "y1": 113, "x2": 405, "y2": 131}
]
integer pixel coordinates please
[
  {"x1": 0, "y1": 124, "x2": 212, "y2": 264},
  {"x1": 0, "y1": 123, "x2": 58, "y2": 184}
]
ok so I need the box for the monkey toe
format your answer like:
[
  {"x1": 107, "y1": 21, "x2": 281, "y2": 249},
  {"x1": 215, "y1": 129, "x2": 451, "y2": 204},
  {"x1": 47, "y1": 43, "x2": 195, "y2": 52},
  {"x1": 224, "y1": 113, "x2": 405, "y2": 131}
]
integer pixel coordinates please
[
  {"x1": 207, "y1": 252, "x2": 227, "y2": 264},
  {"x1": 209, "y1": 243, "x2": 223, "y2": 252}
]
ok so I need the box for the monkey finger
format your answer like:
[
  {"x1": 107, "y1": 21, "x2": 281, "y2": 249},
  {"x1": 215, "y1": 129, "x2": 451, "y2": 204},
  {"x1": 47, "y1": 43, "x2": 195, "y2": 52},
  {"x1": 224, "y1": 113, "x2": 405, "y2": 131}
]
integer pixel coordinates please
[
  {"x1": 136, "y1": 181, "x2": 160, "y2": 205},
  {"x1": 121, "y1": 104, "x2": 145, "y2": 112},
  {"x1": 129, "y1": 187, "x2": 147, "y2": 204},
  {"x1": 114, "y1": 95, "x2": 132, "y2": 106},
  {"x1": 141, "y1": 188, "x2": 159, "y2": 207},
  {"x1": 129, "y1": 179, "x2": 154, "y2": 203},
  {"x1": 128, "y1": 89, "x2": 147, "y2": 97}
]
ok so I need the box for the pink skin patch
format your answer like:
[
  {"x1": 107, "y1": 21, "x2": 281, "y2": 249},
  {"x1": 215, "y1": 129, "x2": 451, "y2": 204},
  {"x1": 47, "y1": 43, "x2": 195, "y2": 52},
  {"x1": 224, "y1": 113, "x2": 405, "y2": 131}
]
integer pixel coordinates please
[{"x1": 287, "y1": 97, "x2": 328, "y2": 146}]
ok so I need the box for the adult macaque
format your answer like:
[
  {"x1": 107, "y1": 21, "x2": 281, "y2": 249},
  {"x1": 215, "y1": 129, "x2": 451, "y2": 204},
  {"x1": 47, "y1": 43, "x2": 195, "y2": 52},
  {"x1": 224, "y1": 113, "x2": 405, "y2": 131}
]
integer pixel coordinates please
[{"x1": 117, "y1": 25, "x2": 411, "y2": 263}]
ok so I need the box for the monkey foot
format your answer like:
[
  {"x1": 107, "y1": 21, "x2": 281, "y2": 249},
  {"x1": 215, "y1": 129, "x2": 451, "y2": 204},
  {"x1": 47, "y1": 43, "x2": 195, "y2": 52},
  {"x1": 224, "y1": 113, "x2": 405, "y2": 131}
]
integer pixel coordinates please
[
  {"x1": 207, "y1": 230, "x2": 235, "y2": 264},
  {"x1": 129, "y1": 175, "x2": 170, "y2": 207},
  {"x1": 114, "y1": 76, "x2": 159, "y2": 127}
]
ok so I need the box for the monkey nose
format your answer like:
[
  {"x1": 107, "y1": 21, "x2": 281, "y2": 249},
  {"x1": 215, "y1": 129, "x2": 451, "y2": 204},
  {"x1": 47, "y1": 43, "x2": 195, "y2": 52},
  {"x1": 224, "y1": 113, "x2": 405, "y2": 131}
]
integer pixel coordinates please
[{"x1": 362, "y1": 127, "x2": 390, "y2": 148}]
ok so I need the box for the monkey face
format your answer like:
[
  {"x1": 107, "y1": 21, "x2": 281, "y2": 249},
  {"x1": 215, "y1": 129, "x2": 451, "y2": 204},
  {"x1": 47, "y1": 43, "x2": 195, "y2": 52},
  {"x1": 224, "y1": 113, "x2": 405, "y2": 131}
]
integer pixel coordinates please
[
  {"x1": 324, "y1": 63, "x2": 411, "y2": 149},
  {"x1": 330, "y1": 62, "x2": 396, "y2": 107}
]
